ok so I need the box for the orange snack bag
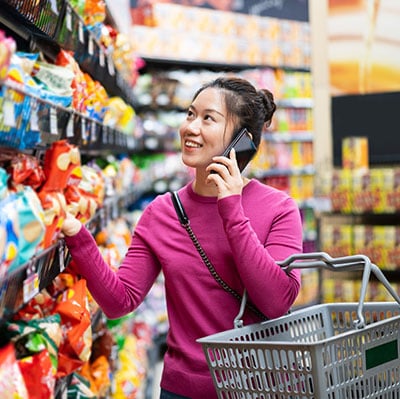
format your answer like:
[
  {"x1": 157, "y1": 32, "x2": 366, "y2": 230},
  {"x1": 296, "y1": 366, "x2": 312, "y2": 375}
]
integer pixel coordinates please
[{"x1": 53, "y1": 279, "x2": 92, "y2": 377}]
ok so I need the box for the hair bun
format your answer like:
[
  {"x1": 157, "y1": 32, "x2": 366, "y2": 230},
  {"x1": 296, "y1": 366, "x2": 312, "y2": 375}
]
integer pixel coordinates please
[{"x1": 258, "y1": 89, "x2": 277, "y2": 126}]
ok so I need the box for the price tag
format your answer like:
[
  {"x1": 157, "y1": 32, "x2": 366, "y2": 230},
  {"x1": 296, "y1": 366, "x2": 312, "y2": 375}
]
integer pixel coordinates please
[
  {"x1": 49, "y1": 0, "x2": 59, "y2": 14},
  {"x1": 50, "y1": 107, "x2": 58, "y2": 135},
  {"x1": 66, "y1": 115, "x2": 74, "y2": 137},
  {"x1": 103, "y1": 126, "x2": 108, "y2": 144},
  {"x1": 81, "y1": 118, "x2": 87, "y2": 140},
  {"x1": 78, "y1": 21, "x2": 84, "y2": 43},
  {"x1": 59, "y1": 244, "x2": 65, "y2": 273},
  {"x1": 3, "y1": 99, "x2": 16, "y2": 127},
  {"x1": 88, "y1": 36, "x2": 94, "y2": 56},
  {"x1": 66, "y1": 8, "x2": 72, "y2": 31},
  {"x1": 23, "y1": 272, "x2": 39, "y2": 303},
  {"x1": 99, "y1": 49, "x2": 105, "y2": 67},
  {"x1": 107, "y1": 55, "x2": 115, "y2": 76},
  {"x1": 30, "y1": 99, "x2": 39, "y2": 131},
  {"x1": 91, "y1": 121, "x2": 97, "y2": 142}
]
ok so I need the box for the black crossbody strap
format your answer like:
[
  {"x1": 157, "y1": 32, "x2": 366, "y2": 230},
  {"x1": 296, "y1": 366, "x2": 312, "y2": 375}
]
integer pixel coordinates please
[{"x1": 170, "y1": 191, "x2": 267, "y2": 321}]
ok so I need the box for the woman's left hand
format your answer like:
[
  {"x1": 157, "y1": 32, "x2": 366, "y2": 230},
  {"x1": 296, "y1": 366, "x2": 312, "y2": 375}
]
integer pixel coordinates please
[{"x1": 206, "y1": 149, "x2": 244, "y2": 199}]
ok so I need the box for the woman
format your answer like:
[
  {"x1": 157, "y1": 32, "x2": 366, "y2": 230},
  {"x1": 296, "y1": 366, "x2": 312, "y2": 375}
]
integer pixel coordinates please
[{"x1": 61, "y1": 76, "x2": 303, "y2": 398}]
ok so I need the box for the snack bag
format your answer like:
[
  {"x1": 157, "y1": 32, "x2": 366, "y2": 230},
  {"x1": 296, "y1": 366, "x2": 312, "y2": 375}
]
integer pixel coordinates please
[
  {"x1": 5, "y1": 314, "x2": 62, "y2": 368},
  {"x1": 0, "y1": 30, "x2": 16, "y2": 83},
  {"x1": 6, "y1": 314, "x2": 62, "y2": 398},
  {"x1": 38, "y1": 140, "x2": 80, "y2": 247},
  {"x1": 64, "y1": 166, "x2": 100, "y2": 223},
  {"x1": 0, "y1": 344, "x2": 29, "y2": 398},
  {"x1": 18, "y1": 350, "x2": 55, "y2": 399},
  {"x1": 41, "y1": 140, "x2": 81, "y2": 192},
  {"x1": 8, "y1": 153, "x2": 46, "y2": 190},
  {"x1": 53, "y1": 279, "x2": 92, "y2": 377},
  {"x1": 37, "y1": 190, "x2": 67, "y2": 248},
  {"x1": 55, "y1": 50, "x2": 87, "y2": 113},
  {"x1": 67, "y1": 372, "x2": 96, "y2": 398},
  {"x1": 8, "y1": 186, "x2": 45, "y2": 272},
  {"x1": 0, "y1": 193, "x2": 19, "y2": 276}
]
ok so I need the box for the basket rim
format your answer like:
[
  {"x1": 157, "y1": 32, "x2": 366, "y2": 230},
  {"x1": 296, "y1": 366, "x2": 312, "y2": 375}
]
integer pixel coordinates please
[{"x1": 197, "y1": 301, "x2": 400, "y2": 346}]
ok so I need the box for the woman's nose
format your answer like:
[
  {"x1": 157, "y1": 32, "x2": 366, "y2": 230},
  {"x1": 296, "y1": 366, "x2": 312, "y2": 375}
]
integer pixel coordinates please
[{"x1": 186, "y1": 118, "x2": 201, "y2": 133}]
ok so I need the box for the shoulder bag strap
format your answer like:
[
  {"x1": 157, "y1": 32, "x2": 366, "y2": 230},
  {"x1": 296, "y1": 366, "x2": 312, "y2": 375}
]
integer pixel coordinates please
[{"x1": 170, "y1": 191, "x2": 267, "y2": 321}]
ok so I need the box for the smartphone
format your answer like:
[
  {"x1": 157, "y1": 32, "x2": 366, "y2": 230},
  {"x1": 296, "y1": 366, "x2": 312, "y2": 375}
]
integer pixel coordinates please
[{"x1": 220, "y1": 127, "x2": 257, "y2": 172}]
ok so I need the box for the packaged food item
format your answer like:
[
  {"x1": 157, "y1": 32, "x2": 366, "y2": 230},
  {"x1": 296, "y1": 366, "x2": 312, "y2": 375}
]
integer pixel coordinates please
[
  {"x1": 67, "y1": 372, "x2": 97, "y2": 398},
  {"x1": 0, "y1": 192, "x2": 19, "y2": 275},
  {"x1": 0, "y1": 344, "x2": 29, "y2": 398},
  {"x1": 38, "y1": 140, "x2": 81, "y2": 247},
  {"x1": 8, "y1": 187, "x2": 45, "y2": 271},
  {"x1": 53, "y1": 279, "x2": 92, "y2": 377},
  {"x1": 8, "y1": 153, "x2": 46, "y2": 190},
  {"x1": 5, "y1": 314, "x2": 63, "y2": 398},
  {"x1": 342, "y1": 136, "x2": 369, "y2": 170},
  {"x1": 0, "y1": 30, "x2": 16, "y2": 82}
]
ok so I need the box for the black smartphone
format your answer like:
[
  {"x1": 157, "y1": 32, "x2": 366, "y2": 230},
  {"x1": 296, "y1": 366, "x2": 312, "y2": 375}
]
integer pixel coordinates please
[{"x1": 220, "y1": 127, "x2": 257, "y2": 172}]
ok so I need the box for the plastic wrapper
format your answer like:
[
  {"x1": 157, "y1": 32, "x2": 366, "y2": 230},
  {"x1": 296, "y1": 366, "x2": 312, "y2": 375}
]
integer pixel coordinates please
[
  {"x1": 67, "y1": 373, "x2": 96, "y2": 398},
  {"x1": 18, "y1": 349, "x2": 55, "y2": 399},
  {"x1": 41, "y1": 140, "x2": 81, "y2": 192},
  {"x1": 0, "y1": 192, "x2": 19, "y2": 275},
  {"x1": 84, "y1": 0, "x2": 106, "y2": 27},
  {"x1": 14, "y1": 290, "x2": 55, "y2": 321},
  {"x1": 53, "y1": 279, "x2": 92, "y2": 377},
  {"x1": 83, "y1": 73, "x2": 108, "y2": 121},
  {"x1": 37, "y1": 190, "x2": 67, "y2": 248},
  {"x1": 32, "y1": 60, "x2": 74, "y2": 98},
  {"x1": 0, "y1": 343, "x2": 29, "y2": 398},
  {"x1": 7, "y1": 187, "x2": 45, "y2": 272},
  {"x1": 8, "y1": 153, "x2": 46, "y2": 190},
  {"x1": 79, "y1": 355, "x2": 111, "y2": 397},
  {"x1": 5, "y1": 314, "x2": 62, "y2": 369},
  {"x1": 38, "y1": 140, "x2": 80, "y2": 247},
  {"x1": 103, "y1": 97, "x2": 135, "y2": 134},
  {"x1": 55, "y1": 50, "x2": 87, "y2": 113},
  {"x1": 0, "y1": 30, "x2": 16, "y2": 83},
  {"x1": 111, "y1": 334, "x2": 147, "y2": 399},
  {"x1": 64, "y1": 165, "x2": 103, "y2": 223}
]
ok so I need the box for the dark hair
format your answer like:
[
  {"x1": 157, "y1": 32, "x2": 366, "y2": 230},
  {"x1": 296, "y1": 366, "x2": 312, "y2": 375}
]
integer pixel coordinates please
[{"x1": 192, "y1": 76, "x2": 276, "y2": 148}]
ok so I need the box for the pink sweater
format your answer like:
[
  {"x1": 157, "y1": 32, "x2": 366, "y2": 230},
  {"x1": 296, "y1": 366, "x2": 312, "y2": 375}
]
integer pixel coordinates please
[{"x1": 64, "y1": 179, "x2": 303, "y2": 398}]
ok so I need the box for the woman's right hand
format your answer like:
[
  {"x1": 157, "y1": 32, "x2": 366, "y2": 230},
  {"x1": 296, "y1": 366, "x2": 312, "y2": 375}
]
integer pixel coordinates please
[{"x1": 61, "y1": 212, "x2": 82, "y2": 237}]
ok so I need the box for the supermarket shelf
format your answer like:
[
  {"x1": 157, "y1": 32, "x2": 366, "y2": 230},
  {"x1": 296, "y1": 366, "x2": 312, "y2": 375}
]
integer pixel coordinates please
[
  {"x1": 0, "y1": 184, "x2": 148, "y2": 327},
  {"x1": 263, "y1": 131, "x2": 314, "y2": 142},
  {"x1": 253, "y1": 165, "x2": 315, "y2": 178},
  {"x1": 139, "y1": 56, "x2": 311, "y2": 73},
  {"x1": 0, "y1": 0, "x2": 135, "y2": 106},
  {"x1": 1, "y1": 80, "x2": 139, "y2": 155}
]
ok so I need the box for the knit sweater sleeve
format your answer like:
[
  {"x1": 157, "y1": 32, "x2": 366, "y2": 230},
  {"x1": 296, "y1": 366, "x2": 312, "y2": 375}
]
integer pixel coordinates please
[
  {"x1": 218, "y1": 192, "x2": 303, "y2": 319},
  {"x1": 64, "y1": 219, "x2": 160, "y2": 319}
]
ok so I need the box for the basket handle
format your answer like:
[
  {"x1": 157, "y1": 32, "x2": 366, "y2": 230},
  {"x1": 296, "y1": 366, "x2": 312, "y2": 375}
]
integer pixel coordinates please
[{"x1": 234, "y1": 252, "x2": 400, "y2": 329}]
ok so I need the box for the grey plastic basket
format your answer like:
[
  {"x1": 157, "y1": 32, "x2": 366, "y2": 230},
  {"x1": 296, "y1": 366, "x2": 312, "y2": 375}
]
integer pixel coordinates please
[{"x1": 197, "y1": 252, "x2": 400, "y2": 399}]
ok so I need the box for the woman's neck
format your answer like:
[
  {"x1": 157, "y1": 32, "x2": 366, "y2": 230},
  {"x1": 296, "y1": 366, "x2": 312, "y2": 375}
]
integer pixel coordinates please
[
  {"x1": 192, "y1": 169, "x2": 218, "y2": 197},
  {"x1": 192, "y1": 169, "x2": 250, "y2": 197}
]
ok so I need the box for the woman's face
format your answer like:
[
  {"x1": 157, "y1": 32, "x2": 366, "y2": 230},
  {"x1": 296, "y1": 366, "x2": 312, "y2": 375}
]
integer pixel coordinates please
[{"x1": 179, "y1": 87, "x2": 235, "y2": 171}]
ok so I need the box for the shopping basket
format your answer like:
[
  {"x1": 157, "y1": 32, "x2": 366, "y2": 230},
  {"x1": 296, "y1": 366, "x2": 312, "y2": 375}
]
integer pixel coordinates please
[{"x1": 197, "y1": 252, "x2": 400, "y2": 399}]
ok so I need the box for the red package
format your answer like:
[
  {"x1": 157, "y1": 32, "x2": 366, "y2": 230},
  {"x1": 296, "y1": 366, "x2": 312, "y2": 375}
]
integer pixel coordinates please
[
  {"x1": 53, "y1": 279, "x2": 92, "y2": 377},
  {"x1": 41, "y1": 140, "x2": 81, "y2": 192},
  {"x1": 18, "y1": 349, "x2": 55, "y2": 399},
  {"x1": 37, "y1": 190, "x2": 67, "y2": 248},
  {"x1": 9, "y1": 153, "x2": 46, "y2": 190},
  {"x1": 0, "y1": 343, "x2": 29, "y2": 397}
]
